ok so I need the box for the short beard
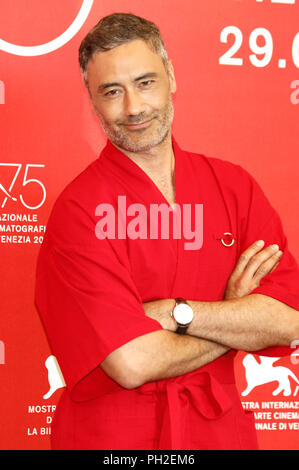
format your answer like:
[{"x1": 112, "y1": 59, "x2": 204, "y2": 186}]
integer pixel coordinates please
[{"x1": 99, "y1": 95, "x2": 174, "y2": 153}]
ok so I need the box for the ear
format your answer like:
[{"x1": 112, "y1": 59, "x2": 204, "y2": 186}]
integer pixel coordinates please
[{"x1": 167, "y1": 59, "x2": 177, "y2": 94}]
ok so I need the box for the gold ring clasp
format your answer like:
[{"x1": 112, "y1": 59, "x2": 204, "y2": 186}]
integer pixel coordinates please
[{"x1": 221, "y1": 232, "x2": 235, "y2": 247}]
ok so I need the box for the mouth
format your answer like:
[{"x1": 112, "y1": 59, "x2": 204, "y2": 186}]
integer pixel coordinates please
[{"x1": 123, "y1": 118, "x2": 154, "y2": 130}]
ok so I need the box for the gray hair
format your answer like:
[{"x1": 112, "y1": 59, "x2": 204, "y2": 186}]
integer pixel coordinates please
[{"x1": 78, "y1": 13, "x2": 169, "y2": 90}]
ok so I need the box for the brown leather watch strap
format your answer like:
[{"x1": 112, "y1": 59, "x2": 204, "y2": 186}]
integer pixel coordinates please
[
  {"x1": 173, "y1": 298, "x2": 190, "y2": 334},
  {"x1": 176, "y1": 324, "x2": 189, "y2": 334}
]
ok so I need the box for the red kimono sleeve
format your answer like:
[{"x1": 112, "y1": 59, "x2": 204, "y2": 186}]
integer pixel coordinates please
[
  {"x1": 35, "y1": 195, "x2": 162, "y2": 402},
  {"x1": 237, "y1": 166, "x2": 299, "y2": 357}
]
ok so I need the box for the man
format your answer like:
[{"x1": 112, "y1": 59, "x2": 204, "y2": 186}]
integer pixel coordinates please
[{"x1": 35, "y1": 13, "x2": 299, "y2": 450}]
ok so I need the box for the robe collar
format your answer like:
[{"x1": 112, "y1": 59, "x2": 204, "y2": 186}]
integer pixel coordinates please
[{"x1": 99, "y1": 136, "x2": 185, "y2": 207}]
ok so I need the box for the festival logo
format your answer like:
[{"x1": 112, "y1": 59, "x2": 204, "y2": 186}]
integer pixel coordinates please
[
  {"x1": 242, "y1": 354, "x2": 299, "y2": 397},
  {"x1": 0, "y1": 0, "x2": 94, "y2": 56},
  {"x1": 43, "y1": 356, "x2": 66, "y2": 400}
]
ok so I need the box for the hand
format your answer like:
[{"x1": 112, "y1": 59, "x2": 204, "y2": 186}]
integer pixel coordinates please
[
  {"x1": 143, "y1": 299, "x2": 177, "y2": 331},
  {"x1": 224, "y1": 240, "x2": 283, "y2": 300}
]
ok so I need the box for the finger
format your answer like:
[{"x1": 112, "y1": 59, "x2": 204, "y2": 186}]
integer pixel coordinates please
[
  {"x1": 242, "y1": 243, "x2": 281, "y2": 282},
  {"x1": 269, "y1": 259, "x2": 280, "y2": 273},
  {"x1": 254, "y1": 251, "x2": 282, "y2": 281},
  {"x1": 232, "y1": 240, "x2": 265, "y2": 277}
]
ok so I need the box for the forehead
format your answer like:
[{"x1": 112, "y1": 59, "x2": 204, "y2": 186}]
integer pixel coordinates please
[{"x1": 87, "y1": 39, "x2": 166, "y2": 87}]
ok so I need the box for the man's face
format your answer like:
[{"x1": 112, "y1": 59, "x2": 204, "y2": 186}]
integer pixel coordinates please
[{"x1": 87, "y1": 39, "x2": 176, "y2": 153}]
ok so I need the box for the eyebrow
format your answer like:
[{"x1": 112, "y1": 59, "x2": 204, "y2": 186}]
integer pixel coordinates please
[{"x1": 97, "y1": 72, "x2": 158, "y2": 93}]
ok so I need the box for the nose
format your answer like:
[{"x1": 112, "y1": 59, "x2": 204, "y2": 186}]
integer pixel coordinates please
[{"x1": 124, "y1": 88, "x2": 146, "y2": 117}]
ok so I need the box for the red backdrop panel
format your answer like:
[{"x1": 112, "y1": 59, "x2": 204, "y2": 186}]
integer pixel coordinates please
[{"x1": 0, "y1": 0, "x2": 298, "y2": 449}]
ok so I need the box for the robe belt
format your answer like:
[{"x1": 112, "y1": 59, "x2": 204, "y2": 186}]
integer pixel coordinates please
[{"x1": 137, "y1": 371, "x2": 232, "y2": 450}]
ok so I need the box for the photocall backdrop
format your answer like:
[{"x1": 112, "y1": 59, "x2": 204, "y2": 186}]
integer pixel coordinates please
[{"x1": 0, "y1": 0, "x2": 298, "y2": 450}]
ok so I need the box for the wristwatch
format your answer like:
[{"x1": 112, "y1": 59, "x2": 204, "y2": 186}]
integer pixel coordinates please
[{"x1": 171, "y1": 298, "x2": 194, "y2": 334}]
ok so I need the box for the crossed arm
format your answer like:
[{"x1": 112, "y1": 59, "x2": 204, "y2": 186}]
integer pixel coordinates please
[{"x1": 101, "y1": 240, "x2": 299, "y2": 389}]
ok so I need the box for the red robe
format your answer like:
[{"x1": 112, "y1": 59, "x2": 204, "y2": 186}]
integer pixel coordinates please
[{"x1": 35, "y1": 138, "x2": 299, "y2": 450}]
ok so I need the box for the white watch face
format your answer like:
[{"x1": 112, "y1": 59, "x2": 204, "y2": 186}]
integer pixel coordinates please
[{"x1": 173, "y1": 303, "x2": 193, "y2": 325}]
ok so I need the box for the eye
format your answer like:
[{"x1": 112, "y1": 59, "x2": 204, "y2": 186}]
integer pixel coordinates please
[
  {"x1": 139, "y1": 80, "x2": 155, "y2": 88},
  {"x1": 104, "y1": 89, "x2": 121, "y2": 97}
]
